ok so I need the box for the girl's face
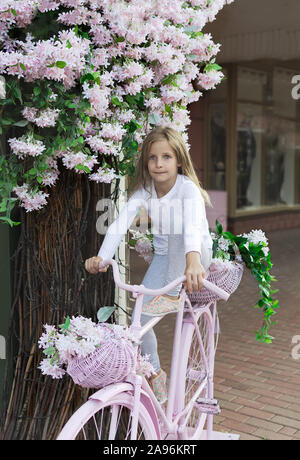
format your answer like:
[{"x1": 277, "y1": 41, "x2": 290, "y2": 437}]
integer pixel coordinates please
[{"x1": 147, "y1": 139, "x2": 181, "y2": 187}]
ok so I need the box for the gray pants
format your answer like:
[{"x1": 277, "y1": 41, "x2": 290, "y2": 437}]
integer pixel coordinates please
[{"x1": 131, "y1": 235, "x2": 212, "y2": 372}]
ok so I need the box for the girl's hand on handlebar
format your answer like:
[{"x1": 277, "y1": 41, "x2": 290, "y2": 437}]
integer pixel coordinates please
[
  {"x1": 84, "y1": 256, "x2": 107, "y2": 274},
  {"x1": 184, "y1": 251, "x2": 205, "y2": 294}
]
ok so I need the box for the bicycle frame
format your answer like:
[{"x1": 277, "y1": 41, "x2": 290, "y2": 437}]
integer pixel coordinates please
[{"x1": 96, "y1": 259, "x2": 229, "y2": 440}]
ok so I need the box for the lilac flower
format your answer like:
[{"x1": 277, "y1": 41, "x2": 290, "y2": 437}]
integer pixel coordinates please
[
  {"x1": 39, "y1": 358, "x2": 66, "y2": 379},
  {"x1": 8, "y1": 135, "x2": 46, "y2": 159},
  {"x1": 88, "y1": 167, "x2": 117, "y2": 184},
  {"x1": 13, "y1": 184, "x2": 49, "y2": 212},
  {"x1": 1, "y1": 0, "x2": 233, "y2": 217},
  {"x1": 61, "y1": 151, "x2": 98, "y2": 173}
]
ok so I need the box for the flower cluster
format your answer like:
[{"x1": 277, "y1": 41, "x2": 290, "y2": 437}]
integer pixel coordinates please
[
  {"x1": 38, "y1": 315, "x2": 155, "y2": 380},
  {"x1": 212, "y1": 220, "x2": 279, "y2": 343},
  {"x1": 128, "y1": 228, "x2": 154, "y2": 265},
  {"x1": 0, "y1": 0, "x2": 235, "y2": 224},
  {"x1": 211, "y1": 228, "x2": 270, "y2": 262}
]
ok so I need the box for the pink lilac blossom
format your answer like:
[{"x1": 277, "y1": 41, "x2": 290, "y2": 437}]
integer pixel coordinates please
[
  {"x1": 8, "y1": 135, "x2": 46, "y2": 158},
  {"x1": 136, "y1": 354, "x2": 156, "y2": 378},
  {"x1": 196, "y1": 69, "x2": 224, "y2": 90},
  {"x1": 82, "y1": 82, "x2": 111, "y2": 119},
  {"x1": 100, "y1": 122, "x2": 126, "y2": 142},
  {"x1": 42, "y1": 168, "x2": 60, "y2": 186},
  {"x1": 129, "y1": 229, "x2": 154, "y2": 264},
  {"x1": 88, "y1": 167, "x2": 117, "y2": 183},
  {"x1": 0, "y1": 0, "x2": 37, "y2": 28},
  {"x1": 22, "y1": 106, "x2": 60, "y2": 127},
  {"x1": 37, "y1": 0, "x2": 60, "y2": 13},
  {"x1": 13, "y1": 184, "x2": 49, "y2": 212},
  {"x1": 61, "y1": 151, "x2": 98, "y2": 173},
  {"x1": 0, "y1": 0, "x2": 234, "y2": 214},
  {"x1": 85, "y1": 136, "x2": 121, "y2": 156}
]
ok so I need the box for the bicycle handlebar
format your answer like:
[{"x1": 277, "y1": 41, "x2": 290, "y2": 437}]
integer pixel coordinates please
[{"x1": 99, "y1": 259, "x2": 229, "y2": 302}]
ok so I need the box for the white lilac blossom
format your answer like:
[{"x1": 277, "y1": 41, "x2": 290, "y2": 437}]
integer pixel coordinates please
[{"x1": 240, "y1": 229, "x2": 269, "y2": 256}]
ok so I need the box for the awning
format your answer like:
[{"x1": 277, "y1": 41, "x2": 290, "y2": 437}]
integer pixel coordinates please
[
  {"x1": 204, "y1": 0, "x2": 300, "y2": 63},
  {"x1": 214, "y1": 28, "x2": 300, "y2": 63}
]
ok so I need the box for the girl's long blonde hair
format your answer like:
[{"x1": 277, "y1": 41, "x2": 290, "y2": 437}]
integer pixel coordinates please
[{"x1": 129, "y1": 126, "x2": 211, "y2": 206}]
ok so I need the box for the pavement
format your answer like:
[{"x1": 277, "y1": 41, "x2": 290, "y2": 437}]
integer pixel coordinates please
[{"x1": 129, "y1": 227, "x2": 300, "y2": 440}]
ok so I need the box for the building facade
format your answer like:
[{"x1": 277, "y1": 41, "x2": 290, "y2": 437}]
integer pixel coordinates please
[{"x1": 189, "y1": 0, "x2": 300, "y2": 233}]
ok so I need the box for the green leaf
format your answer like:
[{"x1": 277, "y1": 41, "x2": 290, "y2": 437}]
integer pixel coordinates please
[
  {"x1": 223, "y1": 231, "x2": 235, "y2": 241},
  {"x1": 56, "y1": 61, "x2": 67, "y2": 69},
  {"x1": 215, "y1": 219, "x2": 223, "y2": 235},
  {"x1": 148, "y1": 112, "x2": 161, "y2": 125},
  {"x1": 0, "y1": 216, "x2": 21, "y2": 226},
  {"x1": 61, "y1": 316, "x2": 70, "y2": 331},
  {"x1": 11, "y1": 8, "x2": 17, "y2": 16},
  {"x1": 114, "y1": 36, "x2": 125, "y2": 43},
  {"x1": 80, "y1": 73, "x2": 94, "y2": 83},
  {"x1": 44, "y1": 347, "x2": 56, "y2": 356},
  {"x1": 111, "y1": 95, "x2": 122, "y2": 106},
  {"x1": 13, "y1": 120, "x2": 29, "y2": 127},
  {"x1": 97, "y1": 306, "x2": 116, "y2": 322}
]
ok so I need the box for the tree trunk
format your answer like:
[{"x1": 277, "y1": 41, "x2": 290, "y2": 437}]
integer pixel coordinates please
[{"x1": 0, "y1": 168, "x2": 117, "y2": 440}]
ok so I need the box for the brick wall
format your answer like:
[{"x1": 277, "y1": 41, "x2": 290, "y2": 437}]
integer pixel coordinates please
[{"x1": 228, "y1": 210, "x2": 300, "y2": 234}]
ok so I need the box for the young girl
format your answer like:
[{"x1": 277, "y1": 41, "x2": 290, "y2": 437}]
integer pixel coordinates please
[{"x1": 85, "y1": 126, "x2": 213, "y2": 403}]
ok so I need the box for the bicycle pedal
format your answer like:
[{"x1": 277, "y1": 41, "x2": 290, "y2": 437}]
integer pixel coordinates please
[{"x1": 195, "y1": 397, "x2": 221, "y2": 415}]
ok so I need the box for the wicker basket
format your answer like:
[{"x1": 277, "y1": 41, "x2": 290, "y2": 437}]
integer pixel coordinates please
[
  {"x1": 66, "y1": 324, "x2": 136, "y2": 389},
  {"x1": 187, "y1": 259, "x2": 244, "y2": 305}
]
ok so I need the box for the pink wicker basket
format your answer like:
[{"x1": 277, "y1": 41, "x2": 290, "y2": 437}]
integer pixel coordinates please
[
  {"x1": 66, "y1": 324, "x2": 136, "y2": 389},
  {"x1": 187, "y1": 260, "x2": 244, "y2": 304}
]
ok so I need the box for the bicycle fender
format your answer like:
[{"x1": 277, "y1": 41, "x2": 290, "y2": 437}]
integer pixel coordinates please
[
  {"x1": 88, "y1": 383, "x2": 161, "y2": 439},
  {"x1": 88, "y1": 382, "x2": 133, "y2": 403},
  {"x1": 139, "y1": 391, "x2": 161, "y2": 440}
]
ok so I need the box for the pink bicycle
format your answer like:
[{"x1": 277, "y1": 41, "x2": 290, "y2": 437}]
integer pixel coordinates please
[{"x1": 57, "y1": 259, "x2": 242, "y2": 440}]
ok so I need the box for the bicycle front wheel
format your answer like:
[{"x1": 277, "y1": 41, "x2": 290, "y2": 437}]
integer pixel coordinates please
[
  {"x1": 57, "y1": 392, "x2": 158, "y2": 440},
  {"x1": 177, "y1": 303, "x2": 216, "y2": 440}
]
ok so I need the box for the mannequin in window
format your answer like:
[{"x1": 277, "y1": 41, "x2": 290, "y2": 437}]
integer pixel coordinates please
[
  {"x1": 237, "y1": 115, "x2": 256, "y2": 208},
  {"x1": 265, "y1": 131, "x2": 286, "y2": 205},
  {"x1": 211, "y1": 112, "x2": 226, "y2": 190}
]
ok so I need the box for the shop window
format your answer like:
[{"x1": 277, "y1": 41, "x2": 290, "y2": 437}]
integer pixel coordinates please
[
  {"x1": 236, "y1": 67, "x2": 267, "y2": 210},
  {"x1": 207, "y1": 69, "x2": 227, "y2": 191},
  {"x1": 237, "y1": 102, "x2": 263, "y2": 209},
  {"x1": 236, "y1": 65, "x2": 300, "y2": 210},
  {"x1": 206, "y1": 64, "x2": 300, "y2": 213}
]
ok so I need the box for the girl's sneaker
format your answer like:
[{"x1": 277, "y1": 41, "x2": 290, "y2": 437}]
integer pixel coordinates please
[
  {"x1": 149, "y1": 369, "x2": 167, "y2": 404},
  {"x1": 142, "y1": 294, "x2": 181, "y2": 317}
]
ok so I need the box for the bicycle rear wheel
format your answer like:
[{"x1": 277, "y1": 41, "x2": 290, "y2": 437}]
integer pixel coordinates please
[
  {"x1": 57, "y1": 392, "x2": 157, "y2": 440},
  {"x1": 177, "y1": 301, "x2": 216, "y2": 440}
]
